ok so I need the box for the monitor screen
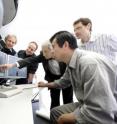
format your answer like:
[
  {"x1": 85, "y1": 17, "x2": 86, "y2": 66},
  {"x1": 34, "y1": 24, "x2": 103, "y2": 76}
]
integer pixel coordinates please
[
  {"x1": 6, "y1": 54, "x2": 27, "y2": 79},
  {"x1": 0, "y1": 51, "x2": 27, "y2": 79},
  {"x1": 0, "y1": 51, "x2": 7, "y2": 77}
]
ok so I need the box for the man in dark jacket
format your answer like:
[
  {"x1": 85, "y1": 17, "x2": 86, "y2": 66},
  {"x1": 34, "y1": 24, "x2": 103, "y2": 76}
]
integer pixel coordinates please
[
  {"x1": 0, "y1": 34, "x2": 17, "y2": 84},
  {"x1": 16, "y1": 41, "x2": 38, "y2": 84},
  {"x1": 0, "y1": 40, "x2": 73, "y2": 109}
]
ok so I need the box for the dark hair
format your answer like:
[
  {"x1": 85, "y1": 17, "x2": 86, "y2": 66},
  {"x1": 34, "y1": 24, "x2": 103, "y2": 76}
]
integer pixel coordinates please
[
  {"x1": 50, "y1": 31, "x2": 78, "y2": 49},
  {"x1": 73, "y1": 18, "x2": 92, "y2": 31}
]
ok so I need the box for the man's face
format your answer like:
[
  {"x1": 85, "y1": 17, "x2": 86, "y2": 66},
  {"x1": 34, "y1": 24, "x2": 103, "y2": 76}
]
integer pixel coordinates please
[
  {"x1": 74, "y1": 22, "x2": 90, "y2": 40},
  {"x1": 42, "y1": 46, "x2": 53, "y2": 59},
  {"x1": 52, "y1": 39, "x2": 63, "y2": 62},
  {"x1": 5, "y1": 36, "x2": 16, "y2": 49},
  {"x1": 26, "y1": 43, "x2": 37, "y2": 55}
]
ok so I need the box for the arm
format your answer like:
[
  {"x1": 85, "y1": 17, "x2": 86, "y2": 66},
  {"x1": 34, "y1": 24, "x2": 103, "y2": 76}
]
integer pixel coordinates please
[
  {"x1": 38, "y1": 81, "x2": 58, "y2": 88},
  {"x1": 28, "y1": 73, "x2": 35, "y2": 83},
  {"x1": 18, "y1": 54, "x2": 43, "y2": 68},
  {"x1": 0, "y1": 63, "x2": 17, "y2": 71}
]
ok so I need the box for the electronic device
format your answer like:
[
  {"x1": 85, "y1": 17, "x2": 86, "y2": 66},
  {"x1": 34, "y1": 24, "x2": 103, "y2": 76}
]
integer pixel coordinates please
[
  {"x1": 0, "y1": 51, "x2": 27, "y2": 98},
  {"x1": 0, "y1": 51, "x2": 27, "y2": 80},
  {"x1": 0, "y1": 85, "x2": 22, "y2": 98}
]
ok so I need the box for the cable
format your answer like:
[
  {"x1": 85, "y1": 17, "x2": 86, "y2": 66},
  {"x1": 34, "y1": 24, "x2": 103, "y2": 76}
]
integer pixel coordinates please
[{"x1": 31, "y1": 90, "x2": 40, "y2": 103}]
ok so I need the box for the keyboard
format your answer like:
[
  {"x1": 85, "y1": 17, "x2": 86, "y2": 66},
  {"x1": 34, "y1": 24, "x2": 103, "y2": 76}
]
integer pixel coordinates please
[
  {"x1": 17, "y1": 83, "x2": 37, "y2": 90},
  {"x1": 0, "y1": 84, "x2": 37, "y2": 98},
  {"x1": 0, "y1": 85, "x2": 22, "y2": 98}
]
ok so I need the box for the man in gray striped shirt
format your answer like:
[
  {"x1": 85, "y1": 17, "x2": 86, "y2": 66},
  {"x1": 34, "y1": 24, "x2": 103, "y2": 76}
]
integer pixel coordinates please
[
  {"x1": 38, "y1": 31, "x2": 117, "y2": 124},
  {"x1": 73, "y1": 18, "x2": 117, "y2": 121},
  {"x1": 73, "y1": 18, "x2": 117, "y2": 64}
]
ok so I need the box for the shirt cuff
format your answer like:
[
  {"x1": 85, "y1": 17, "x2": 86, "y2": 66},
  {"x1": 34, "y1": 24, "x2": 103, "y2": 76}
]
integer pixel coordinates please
[{"x1": 16, "y1": 62, "x2": 20, "y2": 67}]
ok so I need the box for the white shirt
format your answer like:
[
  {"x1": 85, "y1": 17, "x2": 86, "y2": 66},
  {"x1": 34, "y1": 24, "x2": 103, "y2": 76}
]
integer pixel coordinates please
[{"x1": 78, "y1": 33, "x2": 117, "y2": 64}]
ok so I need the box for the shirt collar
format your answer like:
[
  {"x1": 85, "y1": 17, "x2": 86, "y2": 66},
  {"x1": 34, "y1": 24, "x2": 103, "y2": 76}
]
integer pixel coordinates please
[
  {"x1": 78, "y1": 33, "x2": 96, "y2": 46},
  {"x1": 68, "y1": 48, "x2": 82, "y2": 69}
]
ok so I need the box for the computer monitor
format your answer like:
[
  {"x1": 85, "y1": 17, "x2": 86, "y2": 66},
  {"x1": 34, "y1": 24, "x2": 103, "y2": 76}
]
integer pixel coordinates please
[
  {"x1": 0, "y1": 51, "x2": 7, "y2": 77},
  {"x1": 0, "y1": 51, "x2": 27, "y2": 84},
  {"x1": 6, "y1": 54, "x2": 27, "y2": 79}
]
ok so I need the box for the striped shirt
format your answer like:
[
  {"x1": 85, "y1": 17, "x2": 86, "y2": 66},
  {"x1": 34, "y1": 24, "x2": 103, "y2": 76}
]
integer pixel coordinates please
[{"x1": 78, "y1": 34, "x2": 117, "y2": 64}]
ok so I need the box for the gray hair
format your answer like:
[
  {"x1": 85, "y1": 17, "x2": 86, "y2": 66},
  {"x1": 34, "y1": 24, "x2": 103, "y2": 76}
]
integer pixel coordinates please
[{"x1": 41, "y1": 40, "x2": 53, "y2": 50}]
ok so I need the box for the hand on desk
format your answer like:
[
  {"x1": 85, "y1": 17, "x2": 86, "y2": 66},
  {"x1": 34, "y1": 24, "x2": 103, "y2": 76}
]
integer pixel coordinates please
[{"x1": 38, "y1": 81, "x2": 47, "y2": 87}]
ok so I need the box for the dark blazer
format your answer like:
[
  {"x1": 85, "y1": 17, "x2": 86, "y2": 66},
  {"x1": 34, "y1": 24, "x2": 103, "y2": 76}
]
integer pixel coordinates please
[
  {"x1": 1, "y1": 46, "x2": 16, "y2": 55},
  {"x1": 16, "y1": 50, "x2": 38, "y2": 84},
  {"x1": 0, "y1": 39, "x2": 5, "y2": 50},
  {"x1": 18, "y1": 52, "x2": 66, "y2": 82}
]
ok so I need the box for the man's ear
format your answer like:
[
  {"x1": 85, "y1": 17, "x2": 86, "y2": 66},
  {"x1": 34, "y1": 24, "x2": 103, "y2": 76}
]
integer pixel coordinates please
[
  {"x1": 87, "y1": 23, "x2": 91, "y2": 31},
  {"x1": 63, "y1": 41, "x2": 69, "y2": 48}
]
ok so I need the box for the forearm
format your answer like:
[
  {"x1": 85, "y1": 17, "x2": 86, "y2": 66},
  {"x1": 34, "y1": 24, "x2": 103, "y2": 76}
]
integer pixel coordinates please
[{"x1": 38, "y1": 82, "x2": 58, "y2": 88}]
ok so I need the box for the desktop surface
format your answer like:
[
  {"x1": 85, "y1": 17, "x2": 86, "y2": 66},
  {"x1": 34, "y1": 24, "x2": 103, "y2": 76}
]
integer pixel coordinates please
[{"x1": 0, "y1": 88, "x2": 35, "y2": 124}]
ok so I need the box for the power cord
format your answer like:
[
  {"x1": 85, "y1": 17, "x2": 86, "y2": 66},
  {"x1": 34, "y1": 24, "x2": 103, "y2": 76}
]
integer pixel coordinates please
[{"x1": 31, "y1": 90, "x2": 39, "y2": 103}]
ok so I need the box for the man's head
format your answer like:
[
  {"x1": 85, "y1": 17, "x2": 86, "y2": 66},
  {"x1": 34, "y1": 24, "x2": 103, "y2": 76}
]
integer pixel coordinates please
[
  {"x1": 50, "y1": 31, "x2": 78, "y2": 63},
  {"x1": 26, "y1": 41, "x2": 38, "y2": 56},
  {"x1": 73, "y1": 18, "x2": 92, "y2": 41},
  {"x1": 5, "y1": 34, "x2": 17, "y2": 49},
  {"x1": 41, "y1": 40, "x2": 53, "y2": 59}
]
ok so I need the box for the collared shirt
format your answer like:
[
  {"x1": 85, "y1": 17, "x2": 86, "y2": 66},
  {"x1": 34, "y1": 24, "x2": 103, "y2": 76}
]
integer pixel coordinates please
[
  {"x1": 78, "y1": 34, "x2": 117, "y2": 64},
  {"x1": 55, "y1": 49, "x2": 117, "y2": 124}
]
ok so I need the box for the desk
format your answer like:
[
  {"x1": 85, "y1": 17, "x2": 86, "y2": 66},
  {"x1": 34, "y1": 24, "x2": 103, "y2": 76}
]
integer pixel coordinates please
[{"x1": 0, "y1": 87, "x2": 36, "y2": 124}]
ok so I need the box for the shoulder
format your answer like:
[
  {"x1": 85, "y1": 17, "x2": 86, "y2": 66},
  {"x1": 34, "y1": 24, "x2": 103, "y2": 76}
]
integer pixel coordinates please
[
  {"x1": 18, "y1": 50, "x2": 25, "y2": 54},
  {"x1": 17, "y1": 50, "x2": 25, "y2": 57},
  {"x1": 95, "y1": 33, "x2": 117, "y2": 40}
]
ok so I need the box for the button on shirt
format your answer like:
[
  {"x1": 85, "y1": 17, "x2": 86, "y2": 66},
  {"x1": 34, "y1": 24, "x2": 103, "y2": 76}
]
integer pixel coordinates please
[{"x1": 54, "y1": 49, "x2": 117, "y2": 124}]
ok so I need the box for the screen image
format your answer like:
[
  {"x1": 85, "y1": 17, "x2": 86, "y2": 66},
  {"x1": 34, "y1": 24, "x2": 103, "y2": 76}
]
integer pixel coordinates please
[
  {"x1": 6, "y1": 54, "x2": 27, "y2": 78},
  {"x1": 0, "y1": 51, "x2": 7, "y2": 77},
  {"x1": 0, "y1": 51, "x2": 27, "y2": 79}
]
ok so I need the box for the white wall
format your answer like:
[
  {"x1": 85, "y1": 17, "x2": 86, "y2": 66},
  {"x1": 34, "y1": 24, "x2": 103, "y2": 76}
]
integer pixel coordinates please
[
  {"x1": 0, "y1": 0, "x2": 117, "y2": 81},
  {"x1": 0, "y1": 0, "x2": 117, "y2": 51}
]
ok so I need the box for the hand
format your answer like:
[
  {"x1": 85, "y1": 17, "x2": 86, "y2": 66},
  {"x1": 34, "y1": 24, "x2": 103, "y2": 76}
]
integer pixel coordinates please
[
  {"x1": 57, "y1": 113, "x2": 76, "y2": 124},
  {"x1": 0, "y1": 64, "x2": 13, "y2": 71},
  {"x1": 38, "y1": 81, "x2": 47, "y2": 87}
]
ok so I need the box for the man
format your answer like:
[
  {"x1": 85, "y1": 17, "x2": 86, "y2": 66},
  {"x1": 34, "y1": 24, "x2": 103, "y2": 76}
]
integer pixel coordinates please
[
  {"x1": 0, "y1": 40, "x2": 73, "y2": 109},
  {"x1": 73, "y1": 18, "x2": 117, "y2": 121},
  {"x1": 38, "y1": 31, "x2": 117, "y2": 124},
  {"x1": 0, "y1": 34, "x2": 17, "y2": 84},
  {"x1": 1, "y1": 34, "x2": 17, "y2": 55},
  {"x1": 16, "y1": 41, "x2": 38, "y2": 84},
  {"x1": 73, "y1": 17, "x2": 117, "y2": 64}
]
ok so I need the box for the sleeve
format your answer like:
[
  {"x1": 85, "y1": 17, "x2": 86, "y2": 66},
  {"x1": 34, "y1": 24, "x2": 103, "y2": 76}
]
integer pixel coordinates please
[
  {"x1": 27, "y1": 62, "x2": 38, "y2": 74},
  {"x1": 54, "y1": 67, "x2": 71, "y2": 89},
  {"x1": 108, "y1": 34, "x2": 117, "y2": 52},
  {"x1": 18, "y1": 54, "x2": 43, "y2": 68}
]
